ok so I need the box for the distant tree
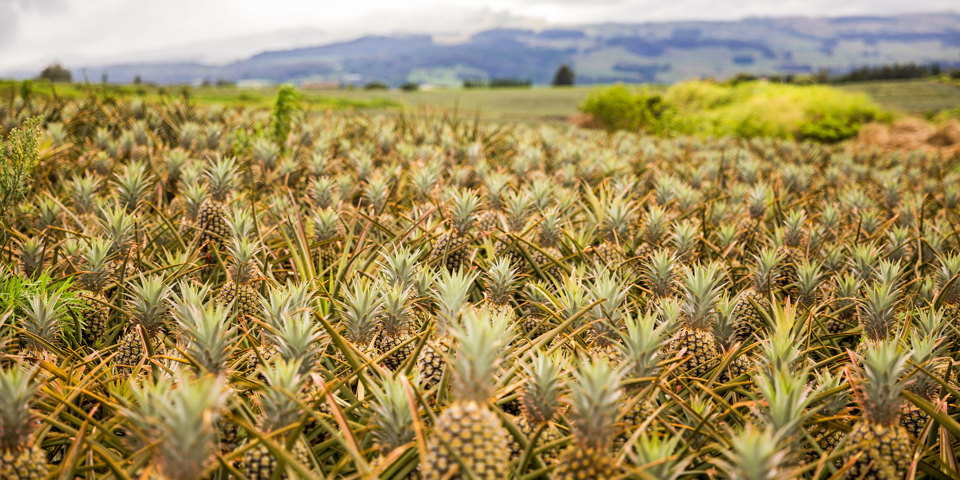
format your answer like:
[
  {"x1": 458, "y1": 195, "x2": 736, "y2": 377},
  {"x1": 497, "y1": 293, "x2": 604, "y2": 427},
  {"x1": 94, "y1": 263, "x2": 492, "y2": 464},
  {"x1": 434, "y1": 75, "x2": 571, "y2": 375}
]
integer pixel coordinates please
[
  {"x1": 400, "y1": 82, "x2": 419, "y2": 91},
  {"x1": 38, "y1": 63, "x2": 71, "y2": 83},
  {"x1": 552, "y1": 64, "x2": 575, "y2": 86},
  {"x1": 364, "y1": 81, "x2": 389, "y2": 90},
  {"x1": 101, "y1": 72, "x2": 108, "y2": 84},
  {"x1": 133, "y1": 74, "x2": 142, "y2": 85}
]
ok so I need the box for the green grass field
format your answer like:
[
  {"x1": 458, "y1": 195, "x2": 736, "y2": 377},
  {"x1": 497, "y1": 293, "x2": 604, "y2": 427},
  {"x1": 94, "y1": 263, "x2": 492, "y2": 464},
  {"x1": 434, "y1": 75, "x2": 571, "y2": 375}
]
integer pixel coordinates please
[{"x1": 5, "y1": 78, "x2": 960, "y2": 123}]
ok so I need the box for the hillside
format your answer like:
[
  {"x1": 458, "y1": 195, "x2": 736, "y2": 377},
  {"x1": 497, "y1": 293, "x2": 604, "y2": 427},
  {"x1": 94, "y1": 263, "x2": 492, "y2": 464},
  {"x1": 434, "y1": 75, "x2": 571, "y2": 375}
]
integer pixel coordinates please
[{"x1": 54, "y1": 13, "x2": 960, "y2": 87}]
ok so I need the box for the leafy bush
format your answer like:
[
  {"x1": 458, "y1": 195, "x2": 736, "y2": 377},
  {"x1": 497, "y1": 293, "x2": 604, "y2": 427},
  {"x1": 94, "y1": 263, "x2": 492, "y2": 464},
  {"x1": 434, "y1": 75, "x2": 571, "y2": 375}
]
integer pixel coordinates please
[
  {"x1": 579, "y1": 85, "x2": 673, "y2": 134},
  {"x1": 270, "y1": 84, "x2": 301, "y2": 149},
  {"x1": 0, "y1": 118, "x2": 42, "y2": 220},
  {"x1": 581, "y1": 80, "x2": 890, "y2": 141}
]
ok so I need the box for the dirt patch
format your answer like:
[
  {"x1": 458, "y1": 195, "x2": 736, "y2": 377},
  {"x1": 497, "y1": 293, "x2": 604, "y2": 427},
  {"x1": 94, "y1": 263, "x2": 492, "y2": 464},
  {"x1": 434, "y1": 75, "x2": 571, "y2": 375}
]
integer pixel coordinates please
[{"x1": 854, "y1": 118, "x2": 960, "y2": 156}]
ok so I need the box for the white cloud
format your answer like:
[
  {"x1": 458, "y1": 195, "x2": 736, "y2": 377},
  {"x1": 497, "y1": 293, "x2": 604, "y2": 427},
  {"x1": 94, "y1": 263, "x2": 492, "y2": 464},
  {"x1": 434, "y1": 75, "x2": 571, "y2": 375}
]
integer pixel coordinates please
[{"x1": 0, "y1": 0, "x2": 956, "y2": 71}]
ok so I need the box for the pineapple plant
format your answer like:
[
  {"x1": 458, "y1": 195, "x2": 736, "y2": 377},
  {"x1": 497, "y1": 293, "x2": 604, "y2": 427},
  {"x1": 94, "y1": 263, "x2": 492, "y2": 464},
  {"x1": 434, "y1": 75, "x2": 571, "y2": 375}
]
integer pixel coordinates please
[
  {"x1": 775, "y1": 210, "x2": 807, "y2": 291},
  {"x1": 197, "y1": 156, "x2": 239, "y2": 250},
  {"x1": 115, "y1": 274, "x2": 172, "y2": 369},
  {"x1": 0, "y1": 368, "x2": 48, "y2": 480},
  {"x1": 338, "y1": 277, "x2": 383, "y2": 362},
  {"x1": 553, "y1": 358, "x2": 623, "y2": 479},
  {"x1": 481, "y1": 257, "x2": 519, "y2": 322},
  {"x1": 530, "y1": 209, "x2": 565, "y2": 280},
  {"x1": 417, "y1": 269, "x2": 476, "y2": 391},
  {"x1": 432, "y1": 189, "x2": 481, "y2": 272},
  {"x1": 215, "y1": 237, "x2": 262, "y2": 322},
  {"x1": 843, "y1": 342, "x2": 912, "y2": 480},
  {"x1": 423, "y1": 308, "x2": 512, "y2": 480},
  {"x1": 313, "y1": 208, "x2": 344, "y2": 270},
  {"x1": 731, "y1": 249, "x2": 780, "y2": 339},
  {"x1": 669, "y1": 263, "x2": 725, "y2": 377},
  {"x1": 515, "y1": 352, "x2": 566, "y2": 466},
  {"x1": 77, "y1": 238, "x2": 113, "y2": 345},
  {"x1": 374, "y1": 282, "x2": 416, "y2": 371}
]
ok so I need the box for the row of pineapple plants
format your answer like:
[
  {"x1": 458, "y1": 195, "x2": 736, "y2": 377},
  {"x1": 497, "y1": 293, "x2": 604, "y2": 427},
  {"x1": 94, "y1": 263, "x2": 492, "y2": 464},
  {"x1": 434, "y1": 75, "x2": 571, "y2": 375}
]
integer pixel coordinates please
[{"x1": 0, "y1": 87, "x2": 958, "y2": 479}]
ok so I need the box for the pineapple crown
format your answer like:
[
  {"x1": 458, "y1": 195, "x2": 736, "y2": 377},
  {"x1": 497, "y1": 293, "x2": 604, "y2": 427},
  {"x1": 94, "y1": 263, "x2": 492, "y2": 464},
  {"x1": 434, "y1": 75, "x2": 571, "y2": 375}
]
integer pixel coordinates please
[
  {"x1": 378, "y1": 245, "x2": 422, "y2": 291},
  {"x1": 680, "y1": 263, "x2": 726, "y2": 331},
  {"x1": 339, "y1": 278, "x2": 383, "y2": 345},
  {"x1": 936, "y1": 253, "x2": 960, "y2": 304},
  {"x1": 226, "y1": 237, "x2": 261, "y2": 284},
  {"x1": 671, "y1": 220, "x2": 700, "y2": 260},
  {"x1": 643, "y1": 248, "x2": 680, "y2": 299},
  {"x1": 858, "y1": 281, "x2": 900, "y2": 343},
  {"x1": 537, "y1": 209, "x2": 563, "y2": 247},
  {"x1": 446, "y1": 189, "x2": 481, "y2": 234},
  {"x1": 163, "y1": 149, "x2": 190, "y2": 178},
  {"x1": 205, "y1": 156, "x2": 239, "y2": 201},
  {"x1": 782, "y1": 210, "x2": 806, "y2": 248},
  {"x1": 309, "y1": 176, "x2": 337, "y2": 207},
  {"x1": 566, "y1": 358, "x2": 623, "y2": 449},
  {"x1": 0, "y1": 367, "x2": 38, "y2": 451},
  {"x1": 258, "y1": 358, "x2": 305, "y2": 431},
  {"x1": 753, "y1": 367, "x2": 812, "y2": 435},
  {"x1": 619, "y1": 311, "x2": 670, "y2": 382},
  {"x1": 174, "y1": 299, "x2": 236, "y2": 375},
  {"x1": 363, "y1": 174, "x2": 391, "y2": 212},
  {"x1": 874, "y1": 259, "x2": 902, "y2": 290},
  {"x1": 21, "y1": 288, "x2": 71, "y2": 350},
  {"x1": 447, "y1": 307, "x2": 511, "y2": 403},
  {"x1": 811, "y1": 369, "x2": 851, "y2": 416},
  {"x1": 432, "y1": 268, "x2": 477, "y2": 331},
  {"x1": 503, "y1": 190, "x2": 533, "y2": 232},
  {"x1": 641, "y1": 205, "x2": 670, "y2": 246},
  {"x1": 483, "y1": 257, "x2": 518, "y2": 306},
  {"x1": 126, "y1": 274, "x2": 172, "y2": 335},
  {"x1": 848, "y1": 243, "x2": 880, "y2": 283},
  {"x1": 370, "y1": 374, "x2": 416, "y2": 454},
  {"x1": 588, "y1": 265, "x2": 629, "y2": 325},
  {"x1": 795, "y1": 260, "x2": 822, "y2": 300},
  {"x1": 759, "y1": 300, "x2": 803, "y2": 373},
  {"x1": 520, "y1": 352, "x2": 565, "y2": 425},
  {"x1": 850, "y1": 341, "x2": 909, "y2": 426},
  {"x1": 906, "y1": 332, "x2": 945, "y2": 400},
  {"x1": 712, "y1": 294, "x2": 739, "y2": 348},
  {"x1": 714, "y1": 426, "x2": 788, "y2": 480},
  {"x1": 746, "y1": 183, "x2": 769, "y2": 220},
  {"x1": 260, "y1": 281, "x2": 314, "y2": 331},
  {"x1": 225, "y1": 206, "x2": 256, "y2": 240},
  {"x1": 751, "y1": 248, "x2": 781, "y2": 293},
  {"x1": 181, "y1": 181, "x2": 208, "y2": 218},
  {"x1": 599, "y1": 194, "x2": 635, "y2": 242},
  {"x1": 378, "y1": 282, "x2": 413, "y2": 336},
  {"x1": 144, "y1": 375, "x2": 226, "y2": 480},
  {"x1": 481, "y1": 172, "x2": 511, "y2": 211},
  {"x1": 113, "y1": 160, "x2": 154, "y2": 211},
  {"x1": 521, "y1": 281, "x2": 549, "y2": 317},
  {"x1": 273, "y1": 312, "x2": 323, "y2": 376},
  {"x1": 631, "y1": 433, "x2": 687, "y2": 480},
  {"x1": 313, "y1": 208, "x2": 342, "y2": 241},
  {"x1": 98, "y1": 204, "x2": 136, "y2": 256}
]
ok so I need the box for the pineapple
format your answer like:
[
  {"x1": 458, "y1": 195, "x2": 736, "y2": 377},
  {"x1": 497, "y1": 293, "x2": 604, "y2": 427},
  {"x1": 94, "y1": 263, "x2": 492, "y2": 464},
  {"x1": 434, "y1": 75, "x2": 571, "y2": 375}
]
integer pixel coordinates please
[
  {"x1": 585, "y1": 266, "x2": 629, "y2": 362},
  {"x1": 481, "y1": 257, "x2": 519, "y2": 322},
  {"x1": 313, "y1": 208, "x2": 344, "y2": 270},
  {"x1": 494, "y1": 190, "x2": 533, "y2": 268},
  {"x1": 115, "y1": 274, "x2": 172, "y2": 369},
  {"x1": 591, "y1": 193, "x2": 634, "y2": 267},
  {"x1": 825, "y1": 273, "x2": 860, "y2": 336},
  {"x1": 174, "y1": 298, "x2": 238, "y2": 375},
  {"x1": 0, "y1": 368, "x2": 49, "y2": 480},
  {"x1": 714, "y1": 295, "x2": 753, "y2": 381},
  {"x1": 17, "y1": 237, "x2": 43, "y2": 279},
  {"x1": 731, "y1": 249, "x2": 780, "y2": 339},
  {"x1": 640, "y1": 248, "x2": 682, "y2": 299},
  {"x1": 197, "y1": 156, "x2": 239, "y2": 250},
  {"x1": 553, "y1": 359, "x2": 623, "y2": 479},
  {"x1": 857, "y1": 281, "x2": 901, "y2": 348},
  {"x1": 215, "y1": 237, "x2": 262, "y2": 322},
  {"x1": 668, "y1": 263, "x2": 725, "y2": 377},
  {"x1": 844, "y1": 342, "x2": 912, "y2": 480},
  {"x1": 20, "y1": 290, "x2": 70, "y2": 355},
  {"x1": 615, "y1": 311, "x2": 670, "y2": 452},
  {"x1": 370, "y1": 375, "x2": 417, "y2": 470},
  {"x1": 634, "y1": 205, "x2": 671, "y2": 259},
  {"x1": 516, "y1": 353, "x2": 566, "y2": 466},
  {"x1": 77, "y1": 238, "x2": 114, "y2": 345},
  {"x1": 338, "y1": 277, "x2": 383, "y2": 362},
  {"x1": 423, "y1": 308, "x2": 512, "y2": 480},
  {"x1": 417, "y1": 269, "x2": 476, "y2": 391},
  {"x1": 432, "y1": 189, "x2": 481, "y2": 272},
  {"x1": 900, "y1": 310, "x2": 948, "y2": 439},
  {"x1": 374, "y1": 282, "x2": 415, "y2": 370},
  {"x1": 519, "y1": 281, "x2": 551, "y2": 338},
  {"x1": 530, "y1": 209, "x2": 565, "y2": 280},
  {"x1": 775, "y1": 210, "x2": 807, "y2": 291},
  {"x1": 242, "y1": 360, "x2": 314, "y2": 480}
]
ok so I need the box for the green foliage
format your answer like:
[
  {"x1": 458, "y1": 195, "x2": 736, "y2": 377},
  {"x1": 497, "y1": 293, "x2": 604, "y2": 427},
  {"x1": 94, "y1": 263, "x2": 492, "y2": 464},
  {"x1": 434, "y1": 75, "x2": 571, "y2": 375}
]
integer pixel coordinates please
[
  {"x1": 552, "y1": 64, "x2": 575, "y2": 86},
  {"x1": 0, "y1": 117, "x2": 42, "y2": 220},
  {"x1": 581, "y1": 80, "x2": 891, "y2": 141},
  {"x1": 270, "y1": 83, "x2": 301, "y2": 150},
  {"x1": 1, "y1": 271, "x2": 78, "y2": 341},
  {"x1": 579, "y1": 85, "x2": 672, "y2": 134},
  {"x1": 38, "y1": 63, "x2": 72, "y2": 83}
]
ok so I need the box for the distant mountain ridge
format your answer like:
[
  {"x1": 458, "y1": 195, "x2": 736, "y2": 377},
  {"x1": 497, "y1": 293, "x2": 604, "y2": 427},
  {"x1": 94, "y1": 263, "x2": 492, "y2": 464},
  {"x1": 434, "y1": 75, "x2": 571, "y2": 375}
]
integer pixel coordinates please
[{"x1": 60, "y1": 12, "x2": 960, "y2": 86}]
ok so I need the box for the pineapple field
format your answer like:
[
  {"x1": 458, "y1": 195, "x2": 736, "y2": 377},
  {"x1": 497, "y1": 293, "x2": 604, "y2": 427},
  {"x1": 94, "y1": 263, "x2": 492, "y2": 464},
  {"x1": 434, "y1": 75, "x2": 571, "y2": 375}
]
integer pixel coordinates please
[{"x1": 2, "y1": 84, "x2": 960, "y2": 480}]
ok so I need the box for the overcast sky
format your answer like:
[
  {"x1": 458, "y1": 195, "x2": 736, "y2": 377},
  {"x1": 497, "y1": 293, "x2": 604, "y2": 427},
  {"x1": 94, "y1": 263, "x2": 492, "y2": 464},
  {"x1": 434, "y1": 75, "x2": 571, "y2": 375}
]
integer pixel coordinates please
[{"x1": 1, "y1": 0, "x2": 957, "y2": 71}]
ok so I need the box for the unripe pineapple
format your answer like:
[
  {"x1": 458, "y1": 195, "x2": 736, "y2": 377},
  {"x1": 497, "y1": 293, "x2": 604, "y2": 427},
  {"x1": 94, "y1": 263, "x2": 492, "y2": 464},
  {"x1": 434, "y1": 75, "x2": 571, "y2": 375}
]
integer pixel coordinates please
[
  {"x1": 530, "y1": 209, "x2": 564, "y2": 280},
  {"x1": 714, "y1": 425, "x2": 791, "y2": 480},
  {"x1": 615, "y1": 311, "x2": 670, "y2": 451},
  {"x1": 585, "y1": 266, "x2": 629, "y2": 361},
  {"x1": 370, "y1": 375, "x2": 417, "y2": 459},
  {"x1": 669, "y1": 263, "x2": 725, "y2": 377},
  {"x1": 844, "y1": 342, "x2": 912, "y2": 480},
  {"x1": 215, "y1": 238, "x2": 262, "y2": 322},
  {"x1": 519, "y1": 281, "x2": 551, "y2": 337},
  {"x1": 0, "y1": 368, "x2": 49, "y2": 480},
  {"x1": 826, "y1": 273, "x2": 860, "y2": 335},
  {"x1": 634, "y1": 205, "x2": 671, "y2": 259},
  {"x1": 731, "y1": 249, "x2": 780, "y2": 339},
  {"x1": 714, "y1": 295, "x2": 753, "y2": 381},
  {"x1": 857, "y1": 281, "x2": 900, "y2": 347},
  {"x1": 553, "y1": 359, "x2": 623, "y2": 480},
  {"x1": 591, "y1": 192, "x2": 634, "y2": 266},
  {"x1": 432, "y1": 189, "x2": 481, "y2": 272},
  {"x1": 641, "y1": 248, "x2": 682, "y2": 299},
  {"x1": 313, "y1": 208, "x2": 343, "y2": 270},
  {"x1": 113, "y1": 160, "x2": 154, "y2": 212},
  {"x1": 377, "y1": 245, "x2": 422, "y2": 292},
  {"x1": 423, "y1": 308, "x2": 512, "y2": 480},
  {"x1": 338, "y1": 277, "x2": 383, "y2": 362},
  {"x1": 374, "y1": 283, "x2": 415, "y2": 370},
  {"x1": 20, "y1": 290, "x2": 70, "y2": 354},
  {"x1": 482, "y1": 257, "x2": 518, "y2": 322},
  {"x1": 775, "y1": 210, "x2": 807, "y2": 291},
  {"x1": 900, "y1": 311, "x2": 948, "y2": 439},
  {"x1": 242, "y1": 360, "x2": 314, "y2": 480},
  {"x1": 116, "y1": 274, "x2": 172, "y2": 369},
  {"x1": 174, "y1": 298, "x2": 238, "y2": 375},
  {"x1": 197, "y1": 157, "x2": 239, "y2": 250},
  {"x1": 417, "y1": 269, "x2": 476, "y2": 391},
  {"x1": 78, "y1": 238, "x2": 114, "y2": 345},
  {"x1": 794, "y1": 260, "x2": 823, "y2": 309},
  {"x1": 494, "y1": 190, "x2": 533, "y2": 268},
  {"x1": 17, "y1": 237, "x2": 43, "y2": 279}
]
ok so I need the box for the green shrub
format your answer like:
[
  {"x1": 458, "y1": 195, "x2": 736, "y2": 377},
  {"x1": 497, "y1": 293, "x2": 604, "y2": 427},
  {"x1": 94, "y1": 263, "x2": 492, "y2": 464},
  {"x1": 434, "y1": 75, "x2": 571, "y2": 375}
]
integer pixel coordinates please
[{"x1": 580, "y1": 85, "x2": 672, "y2": 134}]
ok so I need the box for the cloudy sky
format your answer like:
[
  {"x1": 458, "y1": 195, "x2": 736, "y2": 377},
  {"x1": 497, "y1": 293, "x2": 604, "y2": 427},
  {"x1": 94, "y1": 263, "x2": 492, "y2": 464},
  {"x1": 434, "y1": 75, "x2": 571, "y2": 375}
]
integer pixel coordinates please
[{"x1": 1, "y1": 0, "x2": 957, "y2": 71}]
